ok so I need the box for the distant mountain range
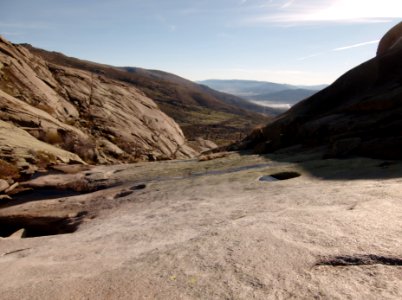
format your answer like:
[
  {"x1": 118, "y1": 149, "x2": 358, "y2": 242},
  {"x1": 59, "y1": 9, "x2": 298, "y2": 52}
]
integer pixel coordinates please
[{"x1": 198, "y1": 79, "x2": 327, "y2": 108}]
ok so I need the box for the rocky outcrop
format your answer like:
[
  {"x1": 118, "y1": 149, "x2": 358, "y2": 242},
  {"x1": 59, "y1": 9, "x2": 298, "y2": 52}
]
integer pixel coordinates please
[
  {"x1": 0, "y1": 36, "x2": 196, "y2": 173},
  {"x1": 237, "y1": 22, "x2": 402, "y2": 160},
  {"x1": 377, "y1": 22, "x2": 402, "y2": 56}
]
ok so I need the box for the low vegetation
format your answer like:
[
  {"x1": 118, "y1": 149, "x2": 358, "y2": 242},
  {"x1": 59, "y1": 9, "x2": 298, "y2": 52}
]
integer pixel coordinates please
[{"x1": 0, "y1": 159, "x2": 20, "y2": 180}]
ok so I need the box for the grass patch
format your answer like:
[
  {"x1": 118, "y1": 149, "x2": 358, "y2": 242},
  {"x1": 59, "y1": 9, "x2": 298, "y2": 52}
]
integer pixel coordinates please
[{"x1": 35, "y1": 150, "x2": 58, "y2": 169}]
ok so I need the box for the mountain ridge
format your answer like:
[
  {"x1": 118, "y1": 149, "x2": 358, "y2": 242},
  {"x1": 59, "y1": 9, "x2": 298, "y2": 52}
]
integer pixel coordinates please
[{"x1": 235, "y1": 21, "x2": 402, "y2": 160}]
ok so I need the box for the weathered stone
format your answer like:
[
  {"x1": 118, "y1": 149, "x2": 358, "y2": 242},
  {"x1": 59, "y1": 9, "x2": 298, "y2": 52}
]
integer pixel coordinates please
[
  {"x1": 51, "y1": 164, "x2": 92, "y2": 174},
  {"x1": 0, "y1": 179, "x2": 9, "y2": 193},
  {"x1": 8, "y1": 228, "x2": 26, "y2": 239},
  {"x1": 4, "y1": 182, "x2": 18, "y2": 194},
  {"x1": 377, "y1": 21, "x2": 402, "y2": 56},
  {"x1": 194, "y1": 137, "x2": 218, "y2": 153},
  {"x1": 0, "y1": 195, "x2": 11, "y2": 201}
]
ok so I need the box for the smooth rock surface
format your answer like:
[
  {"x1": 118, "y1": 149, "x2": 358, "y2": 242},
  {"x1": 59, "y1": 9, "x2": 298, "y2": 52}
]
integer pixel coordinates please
[
  {"x1": 1, "y1": 152, "x2": 402, "y2": 299},
  {"x1": 377, "y1": 21, "x2": 402, "y2": 56}
]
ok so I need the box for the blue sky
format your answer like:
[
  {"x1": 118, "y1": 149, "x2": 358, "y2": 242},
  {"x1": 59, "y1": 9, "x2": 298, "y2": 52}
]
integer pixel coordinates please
[{"x1": 1, "y1": 0, "x2": 401, "y2": 85}]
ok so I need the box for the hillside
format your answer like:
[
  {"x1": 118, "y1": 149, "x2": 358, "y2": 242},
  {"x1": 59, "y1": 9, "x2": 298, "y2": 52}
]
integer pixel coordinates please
[
  {"x1": 0, "y1": 35, "x2": 197, "y2": 176},
  {"x1": 236, "y1": 22, "x2": 402, "y2": 160},
  {"x1": 22, "y1": 45, "x2": 271, "y2": 145}
]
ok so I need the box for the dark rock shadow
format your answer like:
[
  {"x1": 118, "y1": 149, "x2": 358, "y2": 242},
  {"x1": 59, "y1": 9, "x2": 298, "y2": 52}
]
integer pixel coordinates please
[
  {"x1": 0, "y1": 211, "x2": 87, "y2": 238},
  {"x1": 237, "y1": 147, "x2": 402, "y2": 181}
]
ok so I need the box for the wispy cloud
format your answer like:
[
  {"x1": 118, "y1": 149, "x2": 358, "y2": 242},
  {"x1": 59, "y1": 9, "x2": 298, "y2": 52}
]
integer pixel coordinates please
[
  {"x1": 281, "y1": 0, "x2": 295, "y2": 9},
  {"x1": 333, "y1": 40, "x2": 380, "y2": 51},
  {"x1": 298, "y1": 39, "x2": 379, "y2": 61},
  {"x1": 247, "y1": 0, "x2": 402, "y2": 25}
]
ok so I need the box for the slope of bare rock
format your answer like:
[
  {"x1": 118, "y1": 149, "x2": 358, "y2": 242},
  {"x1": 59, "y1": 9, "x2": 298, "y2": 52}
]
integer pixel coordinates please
[
  {"x1": 0, "y1": 36, "x2": 78, "y2": 120},
  {"x1": 0, "y1": 152, "x2": 402, "y2": 298},
  {"x1": 49, "y1": 62, "x2": 196, "y2": 160},
  {"x1": 236, "y1": 22, "x2": 402, "y2": 160},
  {"x1": 0, "y1": 120, "x2": 83, "y2": 170},
  {"x1": 377, "y1": 21, "x2": 402, "y2": 55},
  {"x1": 0, "y1": 35, "x2": 196, "y2": 172}
]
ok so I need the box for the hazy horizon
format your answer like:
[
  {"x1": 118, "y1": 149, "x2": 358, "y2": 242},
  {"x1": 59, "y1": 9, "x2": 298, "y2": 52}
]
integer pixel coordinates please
[{"x1": 1, "y1": 0, "x2": 401, "y2": 85}]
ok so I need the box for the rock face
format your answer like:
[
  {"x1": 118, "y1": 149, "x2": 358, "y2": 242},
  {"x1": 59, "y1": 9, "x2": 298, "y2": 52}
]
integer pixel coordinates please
[
  {"x1": 377, "y1": 22, "x2": 402, "y2": 55},
  {"x1": 0, "y1": 36, "x2": 196, "y2": 172},
  {"x1": 238, "y1": 22, "x2": 402, "y2": 160}
]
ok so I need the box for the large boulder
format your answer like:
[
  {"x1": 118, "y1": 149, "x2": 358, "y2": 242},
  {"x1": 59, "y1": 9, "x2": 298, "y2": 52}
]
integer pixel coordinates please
[{"x1": 377, "y1": 22, "x2": 402, "y2": 56}]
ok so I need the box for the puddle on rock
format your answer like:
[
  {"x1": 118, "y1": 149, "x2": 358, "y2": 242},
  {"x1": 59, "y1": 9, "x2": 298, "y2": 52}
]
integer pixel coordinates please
[
  {"x1": 259, "y1": 175, "x2": 278, "y2": 182},
  {"x1": 259, "y1": 171, "x2": 301, "y2": 182}
]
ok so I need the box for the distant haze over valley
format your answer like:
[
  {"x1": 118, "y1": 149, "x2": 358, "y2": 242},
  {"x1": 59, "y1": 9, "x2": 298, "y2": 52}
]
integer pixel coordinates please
[{"x1": 198, "y1": 79, "x2": 327, "y2": 111}]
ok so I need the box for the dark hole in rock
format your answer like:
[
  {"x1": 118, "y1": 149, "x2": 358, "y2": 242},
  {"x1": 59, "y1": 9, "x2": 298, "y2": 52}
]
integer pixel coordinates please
[
  {"x1": 114, "y1": 190, "x2": 133, "y2": 199},
  {"x1": 316, "y1": 255, "x2": 402, "y2": 266},
  {"x1": 259, "y1": 171, "x2": 301, "y2": 181},
  {"x1": 0, "y1": 212, "x2": 87, "y2": 238},
  {"x1": 130, "y1": 184, "x2": 146, "y2": 190},
  {"x1": 113, "y1": 169, "x2": 126, "y2": 174}
]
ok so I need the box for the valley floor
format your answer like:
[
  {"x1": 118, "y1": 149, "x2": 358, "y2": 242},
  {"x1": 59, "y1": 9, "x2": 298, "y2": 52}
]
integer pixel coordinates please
[{"x1": 1, "y1": 152, "x2": 402, "y2": 299}]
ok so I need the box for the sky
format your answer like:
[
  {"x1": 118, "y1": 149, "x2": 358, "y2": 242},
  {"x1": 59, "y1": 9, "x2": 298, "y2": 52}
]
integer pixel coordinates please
[{"x1": 0, "y1": 0, "x2": 401, "y2": 85}]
